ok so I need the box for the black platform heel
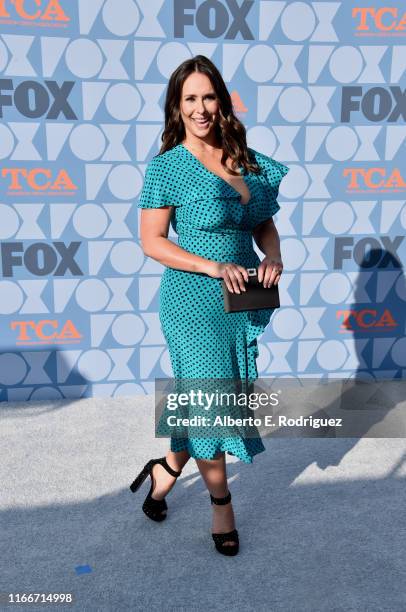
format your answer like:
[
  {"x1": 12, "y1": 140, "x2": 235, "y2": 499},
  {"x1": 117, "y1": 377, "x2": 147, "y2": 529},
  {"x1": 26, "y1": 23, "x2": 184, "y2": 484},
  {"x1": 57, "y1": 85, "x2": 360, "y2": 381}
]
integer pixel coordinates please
[
  {"x1": 129, "y1": 457, "x2": 182, "y2": 522},
  {"x1": 210, "y1": 491, "x2": 239, "y2": 556}
]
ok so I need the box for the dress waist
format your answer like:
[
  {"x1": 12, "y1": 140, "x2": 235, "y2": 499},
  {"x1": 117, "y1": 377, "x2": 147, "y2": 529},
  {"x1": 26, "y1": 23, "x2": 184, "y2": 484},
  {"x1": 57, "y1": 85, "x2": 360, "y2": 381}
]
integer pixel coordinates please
[{"x1": 177, "y1": 226, "x2": 256, "y2": 262}]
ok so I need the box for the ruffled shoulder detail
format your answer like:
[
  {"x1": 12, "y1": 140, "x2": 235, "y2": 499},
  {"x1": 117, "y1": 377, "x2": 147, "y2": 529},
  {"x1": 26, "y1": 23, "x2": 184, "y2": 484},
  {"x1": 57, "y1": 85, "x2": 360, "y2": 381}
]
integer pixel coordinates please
[
  {"x1": 247, "y1": 148, "x2": 290, "y2": 228},
  {"x1": 138, "y1": 150, "x2": 184, "y2": 208},
  {"x1": 250, "y1": 148, "x2": 290, "y2": 198}
]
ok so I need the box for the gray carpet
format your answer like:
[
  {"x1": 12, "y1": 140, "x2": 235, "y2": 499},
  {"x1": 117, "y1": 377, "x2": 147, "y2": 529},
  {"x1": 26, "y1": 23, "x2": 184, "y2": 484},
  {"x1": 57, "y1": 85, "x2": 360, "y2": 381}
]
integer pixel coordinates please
[{"x1": 1, "y1": 394, "x2": 406, "y2": 612}]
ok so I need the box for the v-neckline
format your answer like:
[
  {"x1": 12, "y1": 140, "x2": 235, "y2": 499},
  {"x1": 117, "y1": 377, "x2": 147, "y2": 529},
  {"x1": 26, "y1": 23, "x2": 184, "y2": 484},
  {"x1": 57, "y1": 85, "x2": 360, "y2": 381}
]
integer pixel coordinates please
[{"x1": 179, "y1": 142, "x2": 252, "y2": 206}]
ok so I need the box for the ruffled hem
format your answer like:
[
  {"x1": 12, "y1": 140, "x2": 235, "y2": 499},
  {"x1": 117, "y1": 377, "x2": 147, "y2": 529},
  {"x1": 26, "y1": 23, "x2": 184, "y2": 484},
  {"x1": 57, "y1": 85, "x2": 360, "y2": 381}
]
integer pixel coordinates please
[
  {"x1": 170, "y1": 436, "x2": 265, "y2": 464},
  {"x1": 244, "y1": 307, "x2": 276, "y2": 380}
]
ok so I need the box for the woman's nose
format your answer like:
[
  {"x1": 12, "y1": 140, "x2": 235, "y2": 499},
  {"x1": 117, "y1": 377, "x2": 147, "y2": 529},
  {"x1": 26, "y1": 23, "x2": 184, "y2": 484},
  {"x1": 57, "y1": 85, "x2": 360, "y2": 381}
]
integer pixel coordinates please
[{"x1": 196, "y1": 100, "x2": 206, "y2": 113}]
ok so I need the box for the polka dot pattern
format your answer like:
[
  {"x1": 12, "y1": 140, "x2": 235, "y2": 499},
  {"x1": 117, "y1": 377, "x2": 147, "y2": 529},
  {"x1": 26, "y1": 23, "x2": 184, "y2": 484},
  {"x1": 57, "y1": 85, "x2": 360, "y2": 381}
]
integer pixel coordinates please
[{"x1": 138, "y1": 144, "x2": 289, "y2": 463}]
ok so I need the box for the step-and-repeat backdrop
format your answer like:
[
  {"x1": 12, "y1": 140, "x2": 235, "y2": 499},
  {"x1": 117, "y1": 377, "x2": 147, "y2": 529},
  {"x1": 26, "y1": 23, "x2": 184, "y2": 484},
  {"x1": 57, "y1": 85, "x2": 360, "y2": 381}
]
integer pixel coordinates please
[{"x1": 0, "y1": 0, "x2": 405, "y2": 401}]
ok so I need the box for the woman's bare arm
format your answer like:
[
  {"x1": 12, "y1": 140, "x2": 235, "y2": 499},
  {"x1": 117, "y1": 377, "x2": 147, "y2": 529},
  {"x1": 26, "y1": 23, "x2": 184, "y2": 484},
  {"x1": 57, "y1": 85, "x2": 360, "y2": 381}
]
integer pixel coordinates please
[
  {"x1": 252, "y1": 218, "x2": 281, "y2": 258},
  {"x1": 139, "y1": 207, "x2": 218, "y2": 275},
  {"x1": 252, "y1": 218, "x2": 283, "y2": 286}
]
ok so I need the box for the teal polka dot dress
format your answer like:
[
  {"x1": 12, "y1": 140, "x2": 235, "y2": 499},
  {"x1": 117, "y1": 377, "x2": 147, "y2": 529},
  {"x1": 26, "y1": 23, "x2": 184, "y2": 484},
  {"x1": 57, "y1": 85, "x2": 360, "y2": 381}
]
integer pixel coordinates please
[{"x1": 138, "y1": 143, "x2": 289, "y2": 463}]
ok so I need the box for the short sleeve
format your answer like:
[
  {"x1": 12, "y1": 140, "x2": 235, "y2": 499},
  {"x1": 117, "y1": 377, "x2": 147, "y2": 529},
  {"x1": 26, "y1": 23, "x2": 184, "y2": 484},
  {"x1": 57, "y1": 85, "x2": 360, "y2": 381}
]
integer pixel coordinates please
[
  {"x1": 251, "y1": 151, "x2": 290, "y2": 228},
  {"x1": 138, "y1": 154, "x2": 182, "y2": 209}
]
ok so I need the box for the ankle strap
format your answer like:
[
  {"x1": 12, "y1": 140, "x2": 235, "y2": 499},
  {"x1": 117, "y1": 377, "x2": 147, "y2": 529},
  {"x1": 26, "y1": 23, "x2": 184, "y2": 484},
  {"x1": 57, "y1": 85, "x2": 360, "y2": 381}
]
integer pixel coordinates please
[
  {"x1": 157, "y1": 457, "x2": 182, "y2": 478},
  {"x1": 210, "y1": 491, "x2": 231, "y2": 505}
]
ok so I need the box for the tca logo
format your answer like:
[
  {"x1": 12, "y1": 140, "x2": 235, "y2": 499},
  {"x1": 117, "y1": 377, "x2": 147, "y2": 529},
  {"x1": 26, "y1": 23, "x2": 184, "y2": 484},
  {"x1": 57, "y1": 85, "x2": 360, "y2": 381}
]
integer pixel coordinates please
[
  {"x1": 11, "y1": 319, "x2": 82, "y2": 345},
  {"x1": 2, "y1": 168, "x2": 78, "y2": 193},
  {"x1": 0, "y1": 0, "x2": 69, "y2": 21},
  {"x1": 352, "y1": 8, "x2": 406, "y2": 31},
  {"x1": 337, "y1": 309, "x2": 397, "y2": 332},
  {"x1": 343, "y1": 168, "x2": 406, "y2": 191}
]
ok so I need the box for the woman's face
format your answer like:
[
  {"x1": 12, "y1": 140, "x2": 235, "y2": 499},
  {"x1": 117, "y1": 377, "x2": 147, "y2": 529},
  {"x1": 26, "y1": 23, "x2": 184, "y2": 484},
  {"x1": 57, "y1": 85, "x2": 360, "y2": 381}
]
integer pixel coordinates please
[{"x1": 179, "y1": 72, "x2": 220, "y2": 142}]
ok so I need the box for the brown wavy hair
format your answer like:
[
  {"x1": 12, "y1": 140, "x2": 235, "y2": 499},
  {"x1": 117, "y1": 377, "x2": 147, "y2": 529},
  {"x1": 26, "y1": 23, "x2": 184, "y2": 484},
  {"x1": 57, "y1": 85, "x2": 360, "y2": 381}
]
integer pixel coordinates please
[{"x1": 158, "y1": 55, "x2": 261, "y2": 176}]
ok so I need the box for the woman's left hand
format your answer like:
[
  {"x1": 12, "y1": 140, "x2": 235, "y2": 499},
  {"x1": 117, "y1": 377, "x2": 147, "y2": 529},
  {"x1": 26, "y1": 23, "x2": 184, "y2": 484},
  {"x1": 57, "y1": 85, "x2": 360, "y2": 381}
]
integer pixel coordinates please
[{"x1": 257, "y1": 255, "x2": 283, "y2": 287}]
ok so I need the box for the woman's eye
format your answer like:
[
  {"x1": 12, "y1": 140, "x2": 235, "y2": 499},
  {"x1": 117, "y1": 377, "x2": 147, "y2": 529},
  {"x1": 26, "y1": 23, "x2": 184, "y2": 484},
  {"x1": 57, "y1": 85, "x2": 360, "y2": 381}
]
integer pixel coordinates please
[{"x1": 186, "y1": 96, "x2": 216, "y2": 101}]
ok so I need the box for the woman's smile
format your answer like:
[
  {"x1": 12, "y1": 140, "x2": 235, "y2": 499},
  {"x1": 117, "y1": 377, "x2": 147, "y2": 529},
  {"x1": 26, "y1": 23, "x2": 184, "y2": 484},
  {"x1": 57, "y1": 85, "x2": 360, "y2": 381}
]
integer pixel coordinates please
[{"x1": 193, "y1": 118, "x2": 210, "y2": 128}]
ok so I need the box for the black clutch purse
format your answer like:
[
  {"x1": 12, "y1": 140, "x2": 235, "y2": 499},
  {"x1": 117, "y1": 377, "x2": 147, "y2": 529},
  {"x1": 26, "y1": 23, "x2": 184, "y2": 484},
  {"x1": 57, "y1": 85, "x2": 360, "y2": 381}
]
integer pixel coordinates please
[{"x1": 221, "y1": 268, "x2": 280, "y2": 313}]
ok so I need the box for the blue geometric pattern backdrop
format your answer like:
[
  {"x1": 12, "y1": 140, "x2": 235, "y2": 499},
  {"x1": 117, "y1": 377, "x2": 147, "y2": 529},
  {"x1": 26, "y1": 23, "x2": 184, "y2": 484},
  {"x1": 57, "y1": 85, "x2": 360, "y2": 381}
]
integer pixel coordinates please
[{"x1": 0, "y1": 0, "x2": 405, "y2": 402}]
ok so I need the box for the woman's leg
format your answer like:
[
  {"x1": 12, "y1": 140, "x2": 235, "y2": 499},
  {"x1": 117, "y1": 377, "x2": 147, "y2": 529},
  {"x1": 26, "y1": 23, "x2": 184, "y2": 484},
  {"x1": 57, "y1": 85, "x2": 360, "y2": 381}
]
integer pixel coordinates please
[
  {"x1": 150, "y1": 449, "x2": 190, "y2": 501},
  {"x1": 195, "y1": 452, "x2": 237, "y2": 547}
]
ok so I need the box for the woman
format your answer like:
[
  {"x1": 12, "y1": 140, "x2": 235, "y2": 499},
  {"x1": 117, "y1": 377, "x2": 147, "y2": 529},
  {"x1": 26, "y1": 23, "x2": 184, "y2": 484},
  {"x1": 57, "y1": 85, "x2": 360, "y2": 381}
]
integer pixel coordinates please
[{"x1": 130, "y1": 55, "x2": 289, "y2": 556}]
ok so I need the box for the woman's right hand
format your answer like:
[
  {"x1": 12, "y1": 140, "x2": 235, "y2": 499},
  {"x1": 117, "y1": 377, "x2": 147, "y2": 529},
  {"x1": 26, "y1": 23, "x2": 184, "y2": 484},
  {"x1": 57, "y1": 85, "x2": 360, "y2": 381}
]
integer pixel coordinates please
[{"x1": 207, "y1": 262, "x2": 249, "y2": 294}]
